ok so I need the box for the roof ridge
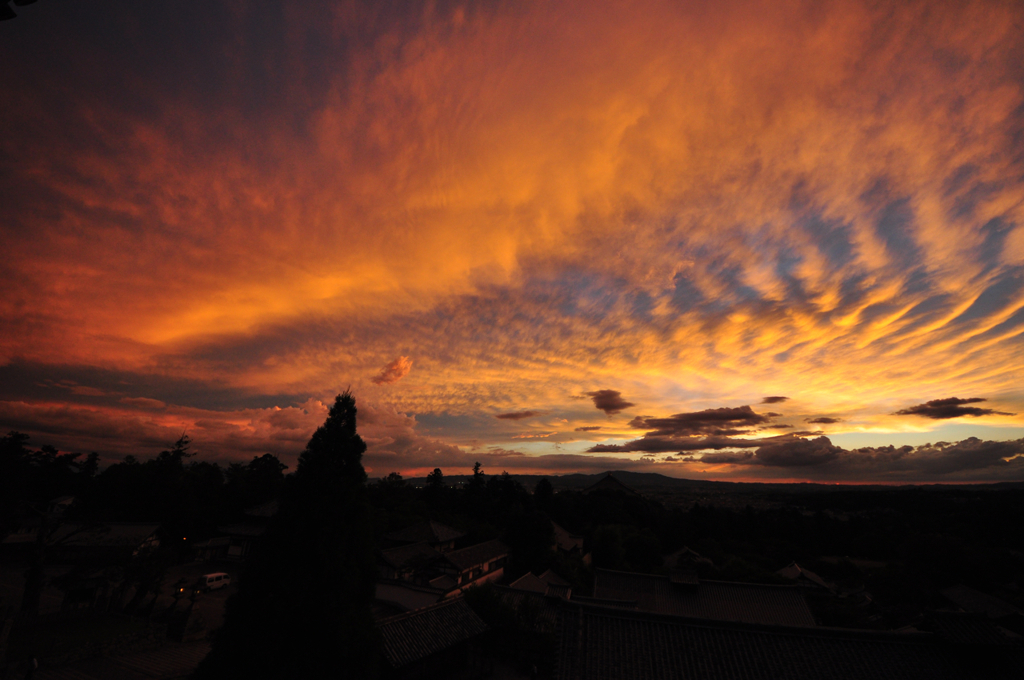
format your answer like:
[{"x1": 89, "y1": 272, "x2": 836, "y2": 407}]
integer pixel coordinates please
[
  {"x1": 377, "y1": 594, "x2": 468, "y2": 625},
  {"x1": 562, "y1": 600, "x2": 938, "y2": 643}
]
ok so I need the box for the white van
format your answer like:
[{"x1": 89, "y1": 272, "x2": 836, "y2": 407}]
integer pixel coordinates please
[{"x1": 196, "y1": 572, "x2": 232, "y2": 592}]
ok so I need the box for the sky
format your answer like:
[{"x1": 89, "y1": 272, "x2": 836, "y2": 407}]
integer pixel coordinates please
[{"x1": 1, "y1": 0, "x2": 1023, "y2": 483}]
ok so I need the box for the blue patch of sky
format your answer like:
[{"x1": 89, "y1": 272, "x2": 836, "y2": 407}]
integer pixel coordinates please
[
  {"x1": 670, "y1": 274, "x2": 706, "y2": 313},
  {"x1": 974, "y1": 217, "x2": 1017, "y2": 279},
  {"x1": 948, "y1": 270, "x2": 1022, "y2": 327},
  {"x1": 973, "y1": 300, "x2": 1024, "y2": 341},
  {"x1": 798, "y1": 214, "x2": 857, "y2": 271},
  {"x1": 874, "y1": 198, "x2": 922, "y2": 270}
]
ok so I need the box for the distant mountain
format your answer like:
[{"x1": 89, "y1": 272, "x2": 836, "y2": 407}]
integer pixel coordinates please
[{"x1": 392, "y1": 470, "x2": 1024, "y2": 493}]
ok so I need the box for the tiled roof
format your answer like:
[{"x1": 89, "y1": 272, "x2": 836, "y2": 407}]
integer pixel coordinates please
[
  {"x1": 378, "y1": 598, "x2": 489, "y2": 669},
  {"x1": 664, "y1": 546, "x2": 713, "y2": 569},
  {"x1": 668, "y1": 569, "x2": 699, "y2": 585},
  {"x1": 216, "y1": 523, "x2": 266, "y2": 537},
  {"x1": 941, "y1": 585, "x2": 1021, "y2": 619},
  {"x1": 243, "y1": 498, "x2": 279, "y2": 517},
  {"x1": 511, "y1": 572, "x2": 551, "y2": 594},
  {"x1": 429, "y1": 574, "x2": 458, "y2": 591},
  {"x1": 444, "y1": 539, "x2": 509, "y2": 571},
  {"x1": 380, "y1": 541, "x2": 441, "y2": 569},
  {"x1": 385, "y1": 520, "x2": 466, "y2": 545},
  {"x1": 490, "y1": 585, "x2": 561, "y2": 631},
  {"x1": 552, "y1": 522, "x2": 584, "y2": 552},
  {"x1": 48, "y1": 523, "x2": 160, "y2": 548},
  {"x1": 547, "y1": 584, "x2": 573, "y2": 600},
  {"x1": 593, "y1": 568, "x2": 816, "y2": 627},
  {"x1": 540, "y1": 569, "x2": 571, "y2": 587},
  {"x1": 776, "y1": 561, "x2": 831, "y2": 590},
  {"x1": 556, "y1": 604, "x2": 975, "y2": 680},
  {"x1": 919, "y1": 612, "x2": 1023, "y2": 645}
]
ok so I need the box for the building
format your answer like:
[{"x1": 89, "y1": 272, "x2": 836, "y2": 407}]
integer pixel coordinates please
[
  {"x1": 554, "y1": 600, "x2": 1023, "y2": 680},
  {"x1": 379, "y1": 542, "x2": 443, "y2": 582},
  {"x1": 437, "y1": 539, "x2": 509, "y2": 592},
  {"x1": 192, "y1": 498, "x2": 277, "y2": 562},
  {"x1": 384, "y1": 520, "x2": 466, "y2": 553},
  {"x1": 592, "y1": 567, "x2": 816, "y2": 627},
  {"x1": 776, "y1": 561, "x2": 833, "y2": 591},
  {"x1": 378, "y1": 598, "x2": 490, "y2": 679},
  {"x1": 551, "y1": 522, "x2": 584, "y2": 556}
]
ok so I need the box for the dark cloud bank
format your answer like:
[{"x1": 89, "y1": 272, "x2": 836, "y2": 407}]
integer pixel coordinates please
[
  {"x1": 893, "y1": 397, "x2": 1013, "y2": 419},
  {"x1": 495, "y1": 410, "x2": 542, "y2": 420},
  {"x1": 586, "y1": 390, "x2": 635, "y2": 415},
  {"x1": 595, "y1": 433, "x2": 1024, "y2": 481},
  {"x1": 587, "y1": 403, "x2": 1024, "y2": 481}
]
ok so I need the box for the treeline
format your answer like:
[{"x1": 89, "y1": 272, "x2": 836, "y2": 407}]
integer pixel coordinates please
[
  {"x1": 1, "y1": 431, "x2": 286, "y2": 555},
  {"x1": 5, "y1": 428, "x2": 1024, "y2": 631}
]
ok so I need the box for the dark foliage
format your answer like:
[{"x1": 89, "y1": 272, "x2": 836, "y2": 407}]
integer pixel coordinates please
[{"x1": 195, "y1": 392, "x2": 380, "y2": 679}]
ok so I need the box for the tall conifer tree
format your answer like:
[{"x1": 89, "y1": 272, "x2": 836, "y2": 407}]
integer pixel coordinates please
[{"x1": 197, "y1": 392, "x2": 379, "y2": 678}]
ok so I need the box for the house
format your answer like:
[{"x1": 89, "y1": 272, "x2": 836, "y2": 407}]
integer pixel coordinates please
[
  {"x1": 379, "y1": 542, "x2": 443, "y2": 582},
  {"x1": 941, "y1": 584, "x2": 1024, "y2": 635},
  {"x1": 776, "y1": 561, "x2": 833, "y2": 591},
  {"x1": 193, "y1": 498, "x2": 277, "y2": 561},
  {"x1": 592, "y1": 567, "x2": 816, "y2": 627},
  {"x1": 437, "y1": 539, "x2": 509, "y2": 592},
  {"x1": 375, "y1": 581, "x2": 446, "y2": 615},
  {"x1": 551, "y1": 522, "x2": 584, "y2": 555},
  {"x1": 510, "y1": 570, "x2": 572, "y2": 600},
  {"x1": 47, "y1": 495, "x2": 76, "y2": 515},
  {"x1": 377, "y1": 598, "x2": 490, "y2": 679},
  {"x1": 554, "y1": 600, "x2": 1015, "y2": 680},
  {"x1": 193, "y1": 523, "x2": 266, "y2": 561},
  {"x1": 583, "y1": 473, "x2": 640, "y2": 496},
  {"x1": 384, "y1": 521, "x2": 465, "y2": 553},
  {"x1": 47, "y1": 522, "x2": 161, "y2": 563},
  {"x1": 663, "y1": 546, "x2": 714, "y2": 570},
  {"x1": 510, "y1": 572, "x2": 550, "y2": 594}
]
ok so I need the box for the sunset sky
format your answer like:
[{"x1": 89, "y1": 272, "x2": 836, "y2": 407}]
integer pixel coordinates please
[{"x1": 2, "y1": 0, "x2": 1023, "y2": 482}]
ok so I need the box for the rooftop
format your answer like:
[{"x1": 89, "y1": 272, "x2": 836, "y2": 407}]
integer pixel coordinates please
[
  {"x1": 444, "y1": 539, "x2": 509, "y2": 571},
  {"x1": 555, "y1": 603, "x2": 989, "y2": 680},
  {"x1": 776, "y1": 561, "x2": 832, "y2": 590},
  {"x1": 378, "y1": 598, "x2": 489, "y2": 669},
  {"x1": 593, "y1": 568, "x2": 816, "y2": 627},
  {"x1": 380, "y1": 541, "x2": 441, "y2": 570},
  {"x1": 385, "y1": 520, "x2": 466, "y2": 545},
  {"x1": 511, "y1": 572, "x2": 551, "y2": 594},
  {"x1": 48, "y1": 523, "x2": 160, "y2": 548},
  {"x1": 941, "y1": 585, "x2": 1022, "y2": 619},
  {"x1": 552, "y1": 522, "x2": 584, "y2": 552}
]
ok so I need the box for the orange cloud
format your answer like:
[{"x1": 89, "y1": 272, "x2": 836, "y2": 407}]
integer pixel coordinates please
[
  {"x1": 371, "y1": 356, "x2": 413, "y2": 385},
  {"x1": 1, "y1": 0, "x2": 1022, "y2": 479}
]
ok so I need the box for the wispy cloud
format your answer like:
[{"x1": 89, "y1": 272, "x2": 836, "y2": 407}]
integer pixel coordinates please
[
  {"x1": 0, "y1": 0, "x2": 1022, "y2": 481},
  {"x1": 371, "y1": 357, "x2": 413, "y2": 385}
]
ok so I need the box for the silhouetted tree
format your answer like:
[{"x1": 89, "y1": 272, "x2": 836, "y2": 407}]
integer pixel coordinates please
[
  {"x1": 534, "y1": 478, "x2": 554, "y2": 509},
  {"x1": 426, "y1": 467, "x2": 444, "y2": 489},
  {"x1": 197, "y1": 391, "x2": 379, "y2": 679}
]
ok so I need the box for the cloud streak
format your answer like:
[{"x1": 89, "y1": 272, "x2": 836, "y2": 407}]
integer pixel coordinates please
[{"x1": 0, "y1": 0, "x2": 1021, "y2": 481}]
